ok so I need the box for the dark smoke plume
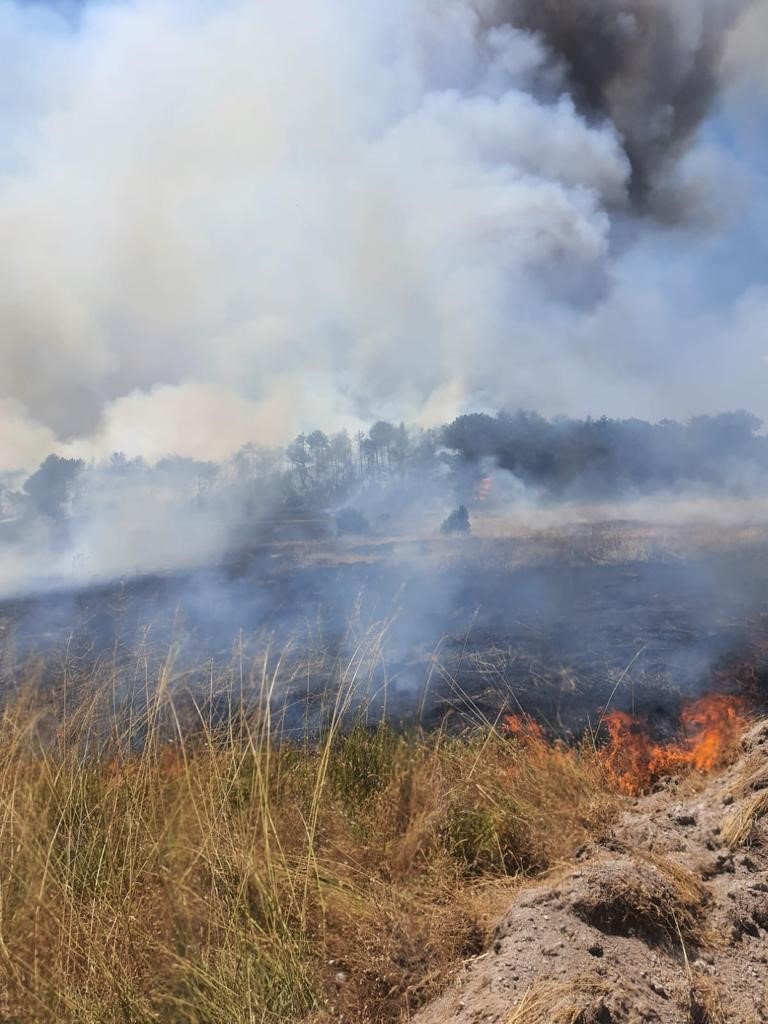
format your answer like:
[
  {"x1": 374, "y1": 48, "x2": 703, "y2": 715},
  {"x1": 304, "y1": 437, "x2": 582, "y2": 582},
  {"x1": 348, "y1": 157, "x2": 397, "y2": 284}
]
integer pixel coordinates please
[{"x1": 488, "y1": 0, "x2": 752, "y2": 218}]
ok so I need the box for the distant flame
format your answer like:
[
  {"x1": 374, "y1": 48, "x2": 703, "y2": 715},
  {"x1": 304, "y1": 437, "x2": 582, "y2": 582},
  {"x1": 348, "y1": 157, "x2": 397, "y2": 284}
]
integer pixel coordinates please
[
  {"x1": 599, "y1": 694, "x2": 747, "y2": 796},
  {"x1": 477, "y1": 475, "x2": 493, "y2": 502}
]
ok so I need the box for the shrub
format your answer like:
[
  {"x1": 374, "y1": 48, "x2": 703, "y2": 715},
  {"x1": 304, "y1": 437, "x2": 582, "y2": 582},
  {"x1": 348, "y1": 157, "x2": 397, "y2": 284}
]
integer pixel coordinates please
[{"x1": 440, "y1": 505, "x2": 471, "y2": 534}]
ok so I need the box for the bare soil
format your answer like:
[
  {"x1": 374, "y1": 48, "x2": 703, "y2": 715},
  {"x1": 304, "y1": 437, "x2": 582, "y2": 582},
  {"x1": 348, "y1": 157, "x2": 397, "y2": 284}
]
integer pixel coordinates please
[{"x1": 414, "y1": 720, "x2": 768, "y2": 1023}]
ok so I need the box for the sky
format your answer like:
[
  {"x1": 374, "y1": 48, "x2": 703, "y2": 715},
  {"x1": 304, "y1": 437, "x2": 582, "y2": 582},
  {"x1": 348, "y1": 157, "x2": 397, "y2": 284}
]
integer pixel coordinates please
[{"x1": 0, "y1": 0, "x2": 767, "y2": 470}]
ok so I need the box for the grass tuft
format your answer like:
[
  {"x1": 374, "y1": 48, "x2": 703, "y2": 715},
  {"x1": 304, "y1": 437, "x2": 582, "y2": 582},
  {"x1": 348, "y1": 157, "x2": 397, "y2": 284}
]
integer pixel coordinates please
[{"x1": 720, "y1": 791, "x2": 768, "y2": 848}]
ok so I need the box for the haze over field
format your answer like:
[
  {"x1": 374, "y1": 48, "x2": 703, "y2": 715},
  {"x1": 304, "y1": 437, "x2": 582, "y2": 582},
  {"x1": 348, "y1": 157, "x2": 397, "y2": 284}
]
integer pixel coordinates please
[{"x1": 1, "y1": 0, "x2": 767, "y2": 471}]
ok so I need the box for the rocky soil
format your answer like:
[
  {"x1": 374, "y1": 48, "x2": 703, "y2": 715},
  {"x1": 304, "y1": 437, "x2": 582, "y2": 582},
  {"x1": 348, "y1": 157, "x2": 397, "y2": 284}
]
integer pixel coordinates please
[{"x1": 414, "y1": 721, "x2": 768, "y2": 1024}]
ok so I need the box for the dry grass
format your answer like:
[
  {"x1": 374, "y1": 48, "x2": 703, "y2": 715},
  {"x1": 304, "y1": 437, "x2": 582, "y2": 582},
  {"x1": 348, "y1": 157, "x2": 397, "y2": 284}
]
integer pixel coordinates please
[
  {"x1": 0, "y1": 648, "x2": 618, "y2": 1023},
  {"x1": 504, "y1": 976, "x2": 611, "y2": 1024},
  {"x1": 689, "y1": 971, "x2": 727, "y2": 1024},
  {"x1": 504, "y1": 963, "x2": 727, "y2": 1024},
  {"x1": 720, "y1": 791, "x2": 768, "y2": 848}
]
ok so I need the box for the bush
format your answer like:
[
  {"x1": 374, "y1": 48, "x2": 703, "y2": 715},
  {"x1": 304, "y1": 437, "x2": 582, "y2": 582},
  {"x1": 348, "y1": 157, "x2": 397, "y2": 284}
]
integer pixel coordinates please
[{"x1": 441, "y1": 505, "x2": 471, "y2": 534}]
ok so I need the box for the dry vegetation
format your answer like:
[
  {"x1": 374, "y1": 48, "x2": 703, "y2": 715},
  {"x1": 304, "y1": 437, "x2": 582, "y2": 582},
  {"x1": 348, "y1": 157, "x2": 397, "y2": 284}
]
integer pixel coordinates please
[{"x1": 0, "y1": 650, "x2": 618, "y2": 1024}]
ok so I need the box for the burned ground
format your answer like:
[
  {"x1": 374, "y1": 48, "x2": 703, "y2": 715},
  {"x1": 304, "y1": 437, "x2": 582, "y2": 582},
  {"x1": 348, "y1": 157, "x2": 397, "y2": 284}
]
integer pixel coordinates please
[{"x1": 3, "y1": 521, "x2": 768, "y2": 737}]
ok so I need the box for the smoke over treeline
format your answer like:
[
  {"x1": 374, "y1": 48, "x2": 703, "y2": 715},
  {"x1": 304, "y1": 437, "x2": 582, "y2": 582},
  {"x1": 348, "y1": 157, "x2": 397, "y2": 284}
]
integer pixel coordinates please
[
  {"x1": 0, "y1": 0, "x2": 764, "y2": 468},
  {"x1": 442, "y1": 409, "x2": 768, "y2": 494},
  {"x1": 3, "y1": 407, "x2": 768, "y2": 592}
]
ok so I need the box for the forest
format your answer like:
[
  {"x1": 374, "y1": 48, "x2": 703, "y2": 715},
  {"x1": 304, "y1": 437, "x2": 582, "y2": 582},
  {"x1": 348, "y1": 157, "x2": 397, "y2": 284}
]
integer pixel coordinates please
[{"x1": 1, "y1": 410, "x2": 765, "y2": 535}]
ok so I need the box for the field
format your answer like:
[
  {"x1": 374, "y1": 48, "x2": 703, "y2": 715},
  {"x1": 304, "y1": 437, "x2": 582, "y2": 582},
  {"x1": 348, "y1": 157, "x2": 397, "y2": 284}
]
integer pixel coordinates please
[
  {"x1": 1, "y1": 512, "x2": 768, "y2": 1021},
  {"x1": 0, "y1": 667, "x2": 618, "y2": 1023},
  {"x1": 4, "y1": 511, "x2": 768, "y2": 734}
]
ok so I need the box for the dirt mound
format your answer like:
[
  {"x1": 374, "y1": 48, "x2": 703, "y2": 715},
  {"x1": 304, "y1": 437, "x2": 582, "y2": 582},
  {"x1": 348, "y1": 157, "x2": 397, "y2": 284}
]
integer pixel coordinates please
[
  {"x1": 568, "y1": 855, "x2": 707, "y2": 948},
  {"x1": 414, "y1": 721, "x2": 768, "y2": 1024}
]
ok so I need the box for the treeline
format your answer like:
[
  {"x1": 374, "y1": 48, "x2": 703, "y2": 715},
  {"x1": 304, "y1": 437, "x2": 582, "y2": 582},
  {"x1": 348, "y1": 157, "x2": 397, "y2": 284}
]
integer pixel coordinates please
[
  {"x1": 441, "y1": 410, "x2": 766, "y2": 496},
  {"x1": 1, "y1": 410, "x2": 766, "y2": 529},
  {"x1": 0, "y1": 420, "x2": 446, "y2": 527}
]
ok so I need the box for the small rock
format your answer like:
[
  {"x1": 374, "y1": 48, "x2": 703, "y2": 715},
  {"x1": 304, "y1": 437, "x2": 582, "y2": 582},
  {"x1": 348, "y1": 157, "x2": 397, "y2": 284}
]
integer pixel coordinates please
[
  {"x1": 587, "y1": 943, "x2": 604, "y2": 958},
  {"x1": 334, "y1": 971, "x2": 349, "y2": 988},
  {"x1": 649, "y1": 981, "x2": 669, "y2": 999}
]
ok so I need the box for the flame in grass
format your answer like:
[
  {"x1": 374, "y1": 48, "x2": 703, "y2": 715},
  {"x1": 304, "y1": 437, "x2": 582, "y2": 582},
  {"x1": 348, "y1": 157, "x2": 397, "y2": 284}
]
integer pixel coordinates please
[
  {"x1": 680, "y1": 694, "x2": 748, "y2": 771},
  {"x1": 598, "y1": 694, "x2": 747, "y2": 796},
  {"x1": 502, "y1": 713, "x2": 545, "y2": 741},
  {"x1": 503, "y1": 695, "x2": 747, "y2": 797}
]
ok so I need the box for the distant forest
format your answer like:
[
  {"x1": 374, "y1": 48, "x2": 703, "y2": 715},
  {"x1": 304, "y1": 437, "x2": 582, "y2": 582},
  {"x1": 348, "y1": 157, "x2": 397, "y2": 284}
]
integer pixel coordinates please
[{"x1": 1, "y1": 410, "x2": 766, "y2": 532}]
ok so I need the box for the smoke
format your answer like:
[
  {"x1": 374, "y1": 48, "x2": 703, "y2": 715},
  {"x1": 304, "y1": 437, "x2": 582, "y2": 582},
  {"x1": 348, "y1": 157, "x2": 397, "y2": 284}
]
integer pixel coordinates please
[
  {"x1": 0, "y1": 0, "x2": 759, "y2": 468},
  {"x1": 724, "y1": 0, "x2": 768, "y2": 91},
  {"x1": 492, "y1": 0, "x2": 752, "y2": 217},
  {"x1": 0, "y1": 400, "x2": 57, "y2": 472}
]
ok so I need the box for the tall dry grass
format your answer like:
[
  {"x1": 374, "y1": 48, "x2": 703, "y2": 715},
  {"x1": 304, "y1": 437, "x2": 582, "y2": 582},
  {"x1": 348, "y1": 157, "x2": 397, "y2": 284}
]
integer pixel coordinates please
[{"x1": 0, "y1": 642, "x2": 617, "y2": 1023}]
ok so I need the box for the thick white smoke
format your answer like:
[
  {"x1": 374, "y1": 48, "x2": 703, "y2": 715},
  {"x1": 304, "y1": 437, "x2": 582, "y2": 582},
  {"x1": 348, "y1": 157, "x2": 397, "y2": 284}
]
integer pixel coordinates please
[
  {"x1": 0, "y1": 0, "x2": 759, "y2": 468},
  {"x1": 724, "y1": 0, "x2": 768, "y2": 89}
]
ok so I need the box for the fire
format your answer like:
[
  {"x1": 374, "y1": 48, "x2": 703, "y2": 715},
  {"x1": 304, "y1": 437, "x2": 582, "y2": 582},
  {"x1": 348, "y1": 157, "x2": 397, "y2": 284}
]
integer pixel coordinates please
[
  {"x1": 477, "y1": 475, "x2": 493, "y2": 502},
  {"x1": 680, "y1": 694, "x2": 747, "y2": 771},
  {"x1": 599, "y1": 694, "x2": 747, "y2": 796},
  {"x1": 502, "y1": 713, "x2": 545, "y2": 741}
]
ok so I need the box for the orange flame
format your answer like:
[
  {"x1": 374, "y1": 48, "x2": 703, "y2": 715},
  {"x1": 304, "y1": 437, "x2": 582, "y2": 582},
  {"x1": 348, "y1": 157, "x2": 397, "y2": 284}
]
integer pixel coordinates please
[
  {"x1": 599, "y1": 694, "x2": 746, "y2": 796},
  {"x1": 502, "y1": 713, "x2": 545, "y2": 742}
]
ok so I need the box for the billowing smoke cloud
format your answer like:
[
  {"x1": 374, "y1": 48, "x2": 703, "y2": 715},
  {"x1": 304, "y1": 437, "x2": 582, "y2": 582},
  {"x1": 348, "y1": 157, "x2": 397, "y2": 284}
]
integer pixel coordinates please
[
  {"x1": 494, "y1": 0, "x2": 751, "y2": 217},
  {"x1": 0, "y1": 0, "x2": 759, "y2": 467}
]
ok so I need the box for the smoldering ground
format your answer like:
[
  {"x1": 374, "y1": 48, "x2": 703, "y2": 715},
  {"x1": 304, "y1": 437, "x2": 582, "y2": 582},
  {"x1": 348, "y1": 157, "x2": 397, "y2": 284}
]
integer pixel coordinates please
[{"x1": 5, "y1": 515, "x2": 768, "y2": 739}]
